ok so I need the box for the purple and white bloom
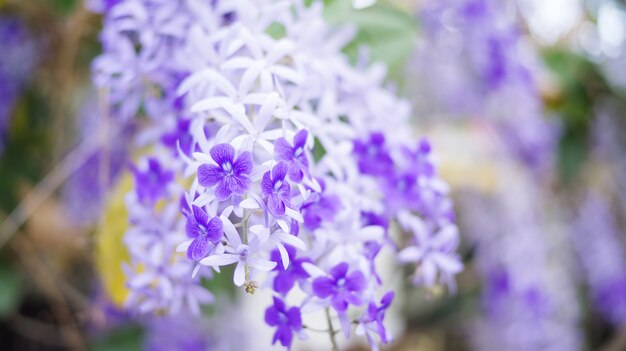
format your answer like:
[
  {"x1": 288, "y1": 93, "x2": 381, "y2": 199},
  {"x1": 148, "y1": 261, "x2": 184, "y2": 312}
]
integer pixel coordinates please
[
  {"x1": 261, "y1": 162, "x2": 292, "y2": 217},
  {"x1": 197, "y1": 143, "x2": 253, "y2": 201},
  {"x1": 274, "y1": 129, "x2": 310, "y2": 183},
  {"x1": 200, "y1": 216, "x2": 276, "y2": 286},
  {"x1": 185, "y1": 206, "x2": 223, "y2": 261},
  {"x1": 264, "y1": 296, "x2": 305, "y2": 349},
  {"x1": 398, "y1": 224, "x2": 463, "y2": 288}
]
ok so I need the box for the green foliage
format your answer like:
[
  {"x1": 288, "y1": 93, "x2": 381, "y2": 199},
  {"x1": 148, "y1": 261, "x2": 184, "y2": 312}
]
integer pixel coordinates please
[
  {"x1": 323, "y1": 0, "x2": 417, "y2": 81},
  {"x1": 90, "y1": 326, "x2": 144, "y2": 351},
  {"x1": 0, "y1": 261, "x2": 21, "y2": 318},
  {"x1": 542, "y1": 48, "x2": 610, "y2": 184}
]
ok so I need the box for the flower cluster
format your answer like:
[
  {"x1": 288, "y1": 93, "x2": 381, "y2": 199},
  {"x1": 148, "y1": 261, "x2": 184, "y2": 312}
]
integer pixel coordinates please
[
  {"x1": 92, "y1": 0, "x2": 463, "y2": 349},
  {"x1": 411, "y1": 0, "x2": 556, "y2": 170},
  {"x1": 459, "y1": 179, "x2": 581, "y2": 351},
  {"x1": 571, "y1": 194, "x2": 626, "y2": 326}
]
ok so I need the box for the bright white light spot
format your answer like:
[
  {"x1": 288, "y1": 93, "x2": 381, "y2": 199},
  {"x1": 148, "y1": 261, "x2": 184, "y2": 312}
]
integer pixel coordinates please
[
  {"x1": 519, "y1": 0, "x2": 584, "y2": 44},
  {"x1": 352, "y1": 0, "x2": 377, "y2": 10},
  {"x1": 598, "y1": 2, "x2": 625, "y2": 57}
]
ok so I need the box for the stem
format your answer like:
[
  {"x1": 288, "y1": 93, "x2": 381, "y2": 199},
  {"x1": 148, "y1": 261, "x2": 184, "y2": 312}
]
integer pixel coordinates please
[
  {"x1": 242, "y1": 209, "x2": 248, "y2": 245},
  {"x1": 325, "y1": 308, "x2": 339, "y2": 351}
]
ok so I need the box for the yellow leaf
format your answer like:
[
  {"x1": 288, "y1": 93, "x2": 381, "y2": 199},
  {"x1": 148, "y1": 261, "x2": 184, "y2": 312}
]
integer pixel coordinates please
[{"x1": 95, "y1": 173, "x2": 133, "y2": 307}]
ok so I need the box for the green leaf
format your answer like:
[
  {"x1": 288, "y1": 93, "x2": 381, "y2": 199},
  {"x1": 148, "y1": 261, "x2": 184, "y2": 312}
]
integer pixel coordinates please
[
  {"x1": 0, "y1": 263, "x2": 21, "y2": 318},
  {"x1": 323, "y1": 0, "x2": 417, "y2": 79},
  {"x1": 90, "y1": 326, "x2": 144, "y2": 351}
]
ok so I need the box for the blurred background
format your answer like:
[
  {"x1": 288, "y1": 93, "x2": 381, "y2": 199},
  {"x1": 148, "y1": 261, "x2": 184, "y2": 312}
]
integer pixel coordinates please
[{"x1": 0, "y1": 0, "x2": 625, "y2": 350}]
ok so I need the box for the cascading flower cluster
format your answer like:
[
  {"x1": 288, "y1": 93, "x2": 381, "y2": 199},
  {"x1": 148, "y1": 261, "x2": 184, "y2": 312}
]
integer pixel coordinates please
[
  {"x1": 92, "y1": 0, "x2": 463, "y2": 349},
  {"x1": 459, "y1": 178, "x2": 581, "y2": 351},
  {"x1": 412, "y1": 0, "x2": 555, "y2": 170},
  {"x1": 571, "y1": 193, "x2": 626, "y2": 326}
]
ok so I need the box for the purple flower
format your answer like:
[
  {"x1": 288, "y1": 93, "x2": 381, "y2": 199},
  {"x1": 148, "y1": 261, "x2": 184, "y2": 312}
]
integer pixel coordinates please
[
  {"x1": 358, "y1": 291, "x2": 395, "y2": 346},
  {"x1": 132, "y1": 158, "x2": 174, "y2": 204},
  {"x1": 270, "y1": 245, "x2": 311, "y2": 295},
  {"x1": 197, "y1": 143, "x2": 253, "y2": 201},
  {"x1": 312, "y1": 262, "x2": 367, "y2": 312},
  {"x1": 353, "y1": 133, "x2": 394, "y2": 176},
  {"x1": 185, "y1": 206, "x2": 223, "y2": 261},
  {"x1": 264, "y1": 296, "x2": 303, "y2": 349},
  {"x1": 274, "y1": 129, "x2": 309, "y2": 182},
  {"x1": 161, "y1": 118, "x2": 194, "y2": 156},
  {"x1": 302, "y1": 193, "x2": 342, "y2": 231},
  {"x1": 261, "y1": 162, "x2": 292, "y2": 217}
]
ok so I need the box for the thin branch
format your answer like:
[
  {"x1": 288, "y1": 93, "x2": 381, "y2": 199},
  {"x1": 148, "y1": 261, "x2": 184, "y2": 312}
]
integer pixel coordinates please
[
  {"x1": 12, "y1": 235, "x2": 85, "y2": 350},
  {"x1": 325, "y1": 308, "x2": 339, "y2": 351},
  {"x1": 0, "y1": 119, "x2": 124, "y2": 252}
]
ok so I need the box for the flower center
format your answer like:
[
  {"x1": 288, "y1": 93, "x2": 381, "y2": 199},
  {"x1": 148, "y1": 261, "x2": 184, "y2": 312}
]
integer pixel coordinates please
[
  {"x1": 238, "y1": 245, "x2": 250, "y2": 260},
  {"x1": 198, "y1": 223, "x2": 207, "y2": 236},
  {"x1": 222, "y1": 162, "x2": 233, "y2": 174},
  {"x1": 294, "y1": 147, "x2": 303, "y2": 157},
  {"x1": 273, "y1": 180, "x2": 283, "y2": 192}
]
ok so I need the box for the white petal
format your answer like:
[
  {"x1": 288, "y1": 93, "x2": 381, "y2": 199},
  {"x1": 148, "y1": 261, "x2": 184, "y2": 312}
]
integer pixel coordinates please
[
  {"x1": 220, "y1": 215, "x2": 242, "y2": 247},
  {"x1": 199, "y1": 254, "x2": 239, "y2": 267},
  {"x1": 240, "y1": 198, "x2": 260, "y2": 209},
  {"x1": 247, "y1": 257, "x2": 277, "y2": 271},
  {"x1": 285, "y1": 207, "x2": 304, "y2": 223},
  {"x1": 234, "y1": 261, "x2": 246, "y2": 286},
  {"x1": 273, "y1": 231, "x2": 306, "y2": 250}
]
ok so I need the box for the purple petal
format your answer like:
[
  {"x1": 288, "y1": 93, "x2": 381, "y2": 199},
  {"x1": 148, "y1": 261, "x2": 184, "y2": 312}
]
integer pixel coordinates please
[
  {"x1": 276, "y1": 181, "x2": 291, "y2": 201},
  {"x1": 264, "y1": 306, "x2": 281, "y2": 326},
  {"x1": 293, "y1": 129, "x2": 308, "y2": 149},
  {"x1": 197, "y1": 164, "x2": 223, "y2": 187},
  {"x1": 233, "y1": 151, "x2": 253, "y2": 175},
  {"x1": 274, "y1": 271, "x2": 296, "y2": 295},
  {"x1": 273, "y1": 326, "x2": 293, "y2": 347},
  {"x1": 287, "y1": 307, "x2": 302, "y2": 330},
  {"x1": 312, "y1": 277, "x2": 335, "y2": 298},
  {"x1": 229, "y1": 174, "x2": 251, "y2": 195},
  {"x1": 288, "y1": 165, "x2": 303, "y2": 183},
  {"x1": 272, "y1": 161, "x2": 288, "y2": 181},
  {"x1": 192, "y1": 205, "x2": 209, "y2": 226},
  {"x1": 214, "y1": 180, "x2": 233, "y2": 201},
  {"x1": 205, "y1": 217, "x2": 224, "y2": 243},
  {"x1": 346, "y1": 270, "x2": 367, "y2": 292},
  {"x1": 330, "y1": 262, "x2": 349, "y2": 280},
  {"x1": 210, "y1": 143, "x2": 235, "y2": 165},
  {"x1": 380, "y1": 291, "x2": 395, "y2": 308},
  {"x1": 185, "y1": 216, "x2": 202, "y2": 238},
  {"x1": 274, "y1": 138, "x2": 293, "y2": 161},
  {"x1": 273, "y1": 296, "x2": 286, "y2": 312},
  {"x1": 268, "y1": 194, "x2": 286, "y2": 216},
  {"x1": 331, "y1": 294, "x2": 348, "y2": 312},
  {"x1": 261, "y1": 171, "x2": 274, "y2": 196},
  {"x1": 187, "y1": 237, "x2": 211, "y2": 261}
]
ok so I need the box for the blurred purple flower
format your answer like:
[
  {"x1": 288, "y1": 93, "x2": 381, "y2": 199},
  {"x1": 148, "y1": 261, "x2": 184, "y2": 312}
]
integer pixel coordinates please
[
  {"x1": 132, "y1": 158, "x2": 174, "y2": 204},
  {"x1": 264, "y1": 296, "x2": 303, "y2": 349},
  {"x1": 312, "y1": 262, "x2": 366, "y2": 312}
]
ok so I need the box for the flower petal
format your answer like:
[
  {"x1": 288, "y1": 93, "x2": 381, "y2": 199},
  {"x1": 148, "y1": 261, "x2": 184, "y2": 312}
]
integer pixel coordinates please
[
  {"x1": 197, "y1": 164, "x2": 223, "y2": 187},
  {"x1": 210, "y1": 143, "x2": 235, "y2": 165}
]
